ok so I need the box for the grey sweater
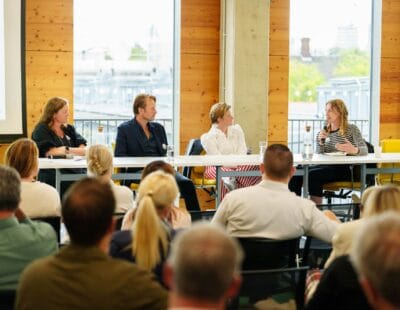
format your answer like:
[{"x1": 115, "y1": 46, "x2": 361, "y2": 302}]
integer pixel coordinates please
[{"x1": 316, "y1": 124, "x2": 368, "y2": 155}]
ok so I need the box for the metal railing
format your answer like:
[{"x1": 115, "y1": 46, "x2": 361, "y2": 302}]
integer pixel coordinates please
[
  {"x1": 288, "y1": 119, "x2": 369, "y2": 153},
  {"x1": 74, "y1": 118, "x2": 173, "y2": 146},
  {"x1": 74, "y1": 118, "x2": 369, "y2": 153}
]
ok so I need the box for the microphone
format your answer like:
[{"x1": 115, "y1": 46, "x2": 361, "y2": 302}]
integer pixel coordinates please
[{"x1": 321, "y1": 125, "x2": 328, "y2": 144}]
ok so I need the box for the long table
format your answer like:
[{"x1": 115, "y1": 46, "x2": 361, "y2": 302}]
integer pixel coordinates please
[{"x1": 39, "y1": 153, "x2": 400, "y2": 205}]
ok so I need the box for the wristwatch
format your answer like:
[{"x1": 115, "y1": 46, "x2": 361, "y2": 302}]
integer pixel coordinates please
[{"x1": 65, "y1": 146, "x2": 70, "y2": 154}]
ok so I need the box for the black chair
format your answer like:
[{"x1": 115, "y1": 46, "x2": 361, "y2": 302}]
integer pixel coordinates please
[
  {"x1": 183, "y1": 139, "x2": 216, "y2": 200},
  {"x1": 323, "y1": 140, "x2": 376, "y2": 203},
  {"x1": 0, "y1": 289, "x2": 16, "y2": 310},
  {"x1": 189, "y1": 210, "x2": 216, "y2": 222},
  {"x1": 32, "y1": 216, "x2": 61, "y2": 243},
  {"x1": 113, "y1": 212, "x2": 126, "y2": 231},
  {"x1": 229, "y1": 237, "x2": 311, "y2": 309}
]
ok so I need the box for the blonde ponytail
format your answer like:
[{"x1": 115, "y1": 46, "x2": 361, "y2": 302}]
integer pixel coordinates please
[{"x1": 132, "y1": 170, "x2": 178, "y2": 271}]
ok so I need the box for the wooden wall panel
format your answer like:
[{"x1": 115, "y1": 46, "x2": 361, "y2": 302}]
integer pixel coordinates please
[
  {"x1": 0, "y1": 0, "x2": 72, "y2": 160},
  {"x1": 380, "y1": 0, "x2": 400, "y2": 139},
  {"x1": 180, "y1": 0, "x2": 220, "y2": 153},
  {"x1": 268, "y1": 0, "x2": 289, "y2": 145}
]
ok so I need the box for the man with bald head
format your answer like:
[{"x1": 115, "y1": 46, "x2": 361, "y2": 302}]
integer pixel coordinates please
[{"x1": 212, "y1": 144, "x2": 338, "y2": 243}]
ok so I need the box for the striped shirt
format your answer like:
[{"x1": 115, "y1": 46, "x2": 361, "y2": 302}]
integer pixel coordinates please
[{"x1": 316, "y1": 124, "x2": 368, "y2": 155}]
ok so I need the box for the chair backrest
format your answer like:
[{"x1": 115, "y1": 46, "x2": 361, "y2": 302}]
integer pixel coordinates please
[
  {"x1": 0, "y1": 289, "x2": 16, "y2": 310},
  {"x1": 227, "y1": 266, "x2": 309, "y2": 310},
  {"x1": 237, "y1": 237, "x2": 301, "y2": 270},
  {"x1": 32, "y1": 216, "x2": 61, "y2": 243},
  {"x1": 377, "y1": 139, "x2": 400, "y2": 185},
  {"x1": 183, "y1": 139, "x2": 204, "y2": 177},
  {"x1": 189, "y1": 210, "x2": 216, "y2": 222}
]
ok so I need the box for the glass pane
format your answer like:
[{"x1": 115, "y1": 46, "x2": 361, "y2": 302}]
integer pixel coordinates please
[
  {"x1": 73, "y1": 0, "x2": 174, "y2": 145},
  {"x1": 288, "y1": 0, "x2": 372, "y2": 153}
]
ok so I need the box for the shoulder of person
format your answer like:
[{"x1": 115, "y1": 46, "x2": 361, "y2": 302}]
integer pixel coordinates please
[
  {"x1": 118, "y1": 119, "x2": 134, "y2": 129},
  {"x1": 149, "y1": 121, "x2": 165, "y2": 130},
  {"x1": 32, "y1": 122, "x2": 50, "y2": 134}
]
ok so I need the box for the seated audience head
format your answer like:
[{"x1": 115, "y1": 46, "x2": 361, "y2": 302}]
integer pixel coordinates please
[
  {"x1": 363, "y1": 184, "x2": 400, "y2": 218},
  {"x1": 133, "y1": 93, "x2": 156, "y2": 117},
  {"x1": 209, "y1": 102, "x2": 233, "y2": 125},
  {"x1": 0, "y1": 165, "x2": 21, "y2": 213},
  {"x1": 134, "y1": 170, "x2": 179, "y2": 271},
  {"x1": 262, "y1": 144, "x2": 294, "y2": 182},
  {"x1": 351, "y1": 212, "x2": 400, "y2": 310},
  {"x1": 39, "y1": 97, "x2": 69, "y2": 127},
  {"x1": 165, "y1": 223, "x2": 243, "y2": 308},
  {"x1": 87, "y1": 144, "x2": 113, "y2": 180},
  {"x1": 141, "y1": 160, "x2": 175, "y2": 178},
  {"x1": 4, "y1": 138, "x2": 39, "y2": 180},
  {"x1": 62, "y1": 178, "x2": 115, "y2": 247}
]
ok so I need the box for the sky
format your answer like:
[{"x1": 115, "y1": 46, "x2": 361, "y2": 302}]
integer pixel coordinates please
[
  {"x1": 74, "y1": 0, "x2": 173, "y2": 58},
  {"x1": 290, "y1": 0, "x2": 372, "y2": 52}
]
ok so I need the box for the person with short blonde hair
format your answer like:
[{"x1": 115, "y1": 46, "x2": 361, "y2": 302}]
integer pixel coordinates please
[
  {"x1": 115, "y1": 93, "x2": 200, "y2": 211},
  {"x1": 87, "y1": 144, "x2": 134, "y2": 213},
  {"x1": 325, "y1": 184, "x2": 400, "y2": 268},
  {"x1": 110, "y1": 170, "x2": 179, "y2": 283},
  {"x1": 201, "y1": 102, "x2": 261, "y2": 197},
  {"x1": 4, "y1": 138, "x2": 60, "y2": 217},
  {"x1": 351, "y1": 212, "x2": 400, "y2": 310}
]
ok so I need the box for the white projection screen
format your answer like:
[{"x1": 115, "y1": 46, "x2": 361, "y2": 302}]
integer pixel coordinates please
[{"x1": 0, "y1": 0, "x2": 26, "y2": 143}]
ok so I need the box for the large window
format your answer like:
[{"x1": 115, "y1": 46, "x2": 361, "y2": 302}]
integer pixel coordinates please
[
  {"x1": 288, "y1": 0, "x2": 374, "y2": 152},
  {"x1": 73, "y1": 0, "x2": 176, "y2": 146}
]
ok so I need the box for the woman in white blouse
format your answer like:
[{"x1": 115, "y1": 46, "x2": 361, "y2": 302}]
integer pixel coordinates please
[
  {"x1": 4, "y1": 138, "x2": 61, "y2": 218},
  {"x1": 87, "y1": 144, "x2": 134, "y2": 213},
  {"x1": 201, "y1": 102, "x2": 261, "y2": 195}
]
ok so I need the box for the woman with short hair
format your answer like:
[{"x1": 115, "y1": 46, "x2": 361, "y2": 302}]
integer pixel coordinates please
[{"x1": 201, "y1": 102, "x2": 261, "y2": 197}]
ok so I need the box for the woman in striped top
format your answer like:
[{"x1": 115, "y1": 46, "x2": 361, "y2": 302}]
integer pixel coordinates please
[{"x1": 290, "y1": 99, "x2": 367, "y2": 204}]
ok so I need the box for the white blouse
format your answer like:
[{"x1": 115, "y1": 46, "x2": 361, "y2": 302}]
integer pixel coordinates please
[{"x1": 200, "y1": 124, "x2": 248, "y2": 155}]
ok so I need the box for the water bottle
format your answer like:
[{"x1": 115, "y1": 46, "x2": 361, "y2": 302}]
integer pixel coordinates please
[
  {"x1": 93, "y1": 126, "x2": 106, "y2": 146},
  {"x1": 166, "y1": 144, "x2": 174, "y2": 164},
  {"x1": 302, "y1": 125, "x2": 313, "y2": 160}
]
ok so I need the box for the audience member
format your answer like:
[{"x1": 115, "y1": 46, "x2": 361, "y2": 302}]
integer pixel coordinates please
[
  {"x1": 4, "y1": 138, "x2": 60, "y2": 217},
  {"x1": 121, "y1": 160, "x2": 191, "y2": 230},
  {"x1": 325, "y1": 184, "x2": 400, "y2": 267},
  {"x1": 201, "y1": 102, "x2": 261, "y2": 195},
  {"x1": 289, "y1": 99, "x2": 367, "y2": 203},
  {"x1": 351, "y1": 212, "x2": 400, "y2": 310},
  {"x1": 0, "y1": 165, "x2": 57, "y2": 290},
  {"x1": 16, "y1": 178, "x2": 167, "y2": 309},
  {"x1": 32, "y1": 97, "x2": 87, "y2": 193},
  {"x1": 114, "y1": 93, "x2": 200, "y2": 211},
  {"x1": 87, "y1": 144, "x2": 134, "y2": 213},
  {"x1": 110, "y1": 171, "x2": 178, "y2": 283},
  {"x1": 164, "y1": 223, "x2": 243, "y2": 310},
  {"x1": 212, "y1": 144, "x2": 338, "y2": 243}
]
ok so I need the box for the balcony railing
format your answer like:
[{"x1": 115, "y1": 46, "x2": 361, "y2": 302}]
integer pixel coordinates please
[
  {"x1": 74, "y1": 118, "x2": 173, "y2": 146},
  {"x1": 74, "y1": 118, "x2": 369, "y2": 154}
]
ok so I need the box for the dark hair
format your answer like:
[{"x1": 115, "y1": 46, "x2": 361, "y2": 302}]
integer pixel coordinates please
[
  {"x1": 263, "y1": 144, "x2": 293, "y2": 179},
  {"x1": 0, "y1": 165, "x2": 21, "y2": 211},
  {"x1": 141, "y1": 160, "x2": 175, "y2": 179},
  {"x1": 133, "y1": 94, "x2": 156, "y2": 115},
  {"x1": 39, "y1": 97, "x2": 68, "y2": 127},
  {"x1": 62, "y1": 178, "x2": 115, "y2": 246}
]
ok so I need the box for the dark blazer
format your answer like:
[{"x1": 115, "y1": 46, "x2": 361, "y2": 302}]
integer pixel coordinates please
[{"x1": 114, "y1": 118, "x2": 168, "y2": 157}]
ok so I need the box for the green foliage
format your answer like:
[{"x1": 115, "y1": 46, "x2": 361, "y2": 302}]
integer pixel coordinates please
[
  {"x1": 129, "y1": 44, "x2": 147, "y2": 61},
  {"x1": 104, "y1": 52, "x2": 113, "y2": 60},
  {"x1": 333, "y1": 48, "x2": 370, "y2": 77},
  {"x1": 289, "y1": 60, "x2": 326, "y2": 102}
]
